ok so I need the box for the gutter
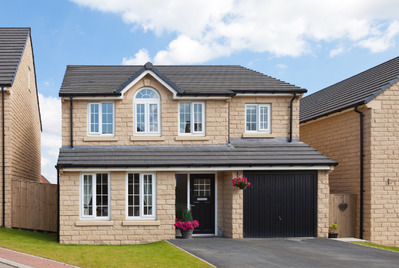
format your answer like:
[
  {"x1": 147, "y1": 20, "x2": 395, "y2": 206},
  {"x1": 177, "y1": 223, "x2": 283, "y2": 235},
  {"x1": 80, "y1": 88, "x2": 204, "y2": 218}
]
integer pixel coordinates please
[
  {"x1": 354, "y1": 106, "x2": 364, "y2": 239},
  {"x1": 1, "y1": 86, "x2": 4, "y2": 227},
  {"x1": 289, "y1": 92, "x2": 297, "y2": 142},
  {"x1": 70, "y1": 96, "x2": 73, "y2": 148}
]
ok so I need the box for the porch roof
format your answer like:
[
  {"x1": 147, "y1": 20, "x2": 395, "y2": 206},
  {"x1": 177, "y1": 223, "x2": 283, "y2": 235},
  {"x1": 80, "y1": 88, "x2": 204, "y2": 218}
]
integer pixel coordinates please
[{"x1": 56, "y1": 139, "x2": 337, "y2": 169}]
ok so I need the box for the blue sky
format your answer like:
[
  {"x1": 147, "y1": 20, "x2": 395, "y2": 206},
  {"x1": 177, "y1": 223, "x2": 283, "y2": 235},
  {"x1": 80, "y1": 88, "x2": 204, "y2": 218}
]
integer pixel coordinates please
[{"x1": 2, "y1": 0, "x2": 399, "y2": 183}]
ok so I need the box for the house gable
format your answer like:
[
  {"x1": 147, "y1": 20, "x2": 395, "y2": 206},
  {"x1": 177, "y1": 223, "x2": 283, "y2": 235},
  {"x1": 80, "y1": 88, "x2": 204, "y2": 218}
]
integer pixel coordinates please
[{"x1": 116, "y1": 62, "x2": 182, "y2": 98}]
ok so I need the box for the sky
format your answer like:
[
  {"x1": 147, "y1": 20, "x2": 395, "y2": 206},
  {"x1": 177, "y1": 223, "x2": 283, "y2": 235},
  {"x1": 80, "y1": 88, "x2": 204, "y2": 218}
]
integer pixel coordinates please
[{"x1": 2, "y1": 0, "x2": 399, "y2": 183}]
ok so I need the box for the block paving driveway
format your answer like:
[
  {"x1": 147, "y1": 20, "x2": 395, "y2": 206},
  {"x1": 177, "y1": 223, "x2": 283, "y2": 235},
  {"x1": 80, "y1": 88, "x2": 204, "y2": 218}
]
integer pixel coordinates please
[{"x1": 169, "y1": 237, "x2": 399, "y2": 268}]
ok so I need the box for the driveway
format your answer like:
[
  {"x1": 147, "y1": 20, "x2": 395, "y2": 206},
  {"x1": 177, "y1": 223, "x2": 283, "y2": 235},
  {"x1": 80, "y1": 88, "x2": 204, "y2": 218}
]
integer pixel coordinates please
[{"x1": 169, "y1": 237, "x2": 399, "y2": 268}]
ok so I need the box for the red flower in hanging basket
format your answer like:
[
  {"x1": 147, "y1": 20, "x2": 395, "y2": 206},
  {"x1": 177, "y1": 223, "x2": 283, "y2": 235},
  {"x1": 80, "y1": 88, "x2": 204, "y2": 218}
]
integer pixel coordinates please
[{"x1": 232, "y1": 177, "x2": 251, "y2": 189}]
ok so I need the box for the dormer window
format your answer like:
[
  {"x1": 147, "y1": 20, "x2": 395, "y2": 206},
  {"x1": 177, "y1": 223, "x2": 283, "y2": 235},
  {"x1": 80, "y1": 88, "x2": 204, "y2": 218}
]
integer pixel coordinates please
[{"x1": 134, "y1": 88, "x2": 160, "y2": 135}]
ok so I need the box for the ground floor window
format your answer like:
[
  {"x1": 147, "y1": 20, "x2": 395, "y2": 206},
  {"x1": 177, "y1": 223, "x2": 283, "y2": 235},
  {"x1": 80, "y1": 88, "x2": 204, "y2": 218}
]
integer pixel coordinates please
[
  {"x1": 126, "y1": 173, "x2": 156, "y2": 219},
  {"x1": 81, "y1": 173, "x2": 110, "y2": 219}
]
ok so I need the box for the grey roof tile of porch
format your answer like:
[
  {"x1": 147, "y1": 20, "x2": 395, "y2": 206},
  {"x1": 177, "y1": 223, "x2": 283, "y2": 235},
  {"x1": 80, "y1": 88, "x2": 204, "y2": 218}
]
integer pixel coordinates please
[{"x1": 56, "y1": 139, "x2": 337, "y2": 168}]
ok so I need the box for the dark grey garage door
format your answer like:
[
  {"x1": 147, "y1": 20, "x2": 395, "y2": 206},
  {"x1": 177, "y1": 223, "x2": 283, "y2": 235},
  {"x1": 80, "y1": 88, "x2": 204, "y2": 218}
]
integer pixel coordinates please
[{"x1": 243, "y1": 171, "x2": 317, "y2": 238}]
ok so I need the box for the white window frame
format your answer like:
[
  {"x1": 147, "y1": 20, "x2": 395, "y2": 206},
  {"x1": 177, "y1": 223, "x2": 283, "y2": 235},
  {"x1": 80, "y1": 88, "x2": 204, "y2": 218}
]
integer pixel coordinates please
[
  {"x1": 126, "y1": 173, "x2": 157, "y2": 220},
  {"x1": 80, "y1": 173, "x2": 110, "y2": 220},
  {"x1": 87, "y1": 102, "x2": 115, "y2": 136},
  {"x1": 133, "y1": 88, "x2": 161, "y2": 136},
  {"x1": 178, "y1": 102, "x2": 205, "y2": 136},
  {"x1": 245, "y1": 104, "x2": 271, "y2": 133}
]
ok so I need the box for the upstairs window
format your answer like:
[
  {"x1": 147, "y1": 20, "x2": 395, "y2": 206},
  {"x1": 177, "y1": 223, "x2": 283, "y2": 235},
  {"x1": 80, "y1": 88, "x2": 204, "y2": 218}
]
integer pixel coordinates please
[
  {"x1": 245, "y1": 104, "x2": 271, "y2": 133},
  {"x1": 134, "y1": 88, "x2": 160, "y2": 135},
  {"x1": 179, "y1": 102, "x2": 205, "y2": 135},
  {"x1": 88, "y1": 103, "x2": 114, "y2": 135}
]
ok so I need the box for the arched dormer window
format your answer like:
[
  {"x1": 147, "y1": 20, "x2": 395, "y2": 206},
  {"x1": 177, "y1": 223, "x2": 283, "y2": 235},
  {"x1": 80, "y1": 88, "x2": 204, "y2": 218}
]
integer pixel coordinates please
[{"x1": 134, "y1": 88, "x2": 160, "y2": 135}]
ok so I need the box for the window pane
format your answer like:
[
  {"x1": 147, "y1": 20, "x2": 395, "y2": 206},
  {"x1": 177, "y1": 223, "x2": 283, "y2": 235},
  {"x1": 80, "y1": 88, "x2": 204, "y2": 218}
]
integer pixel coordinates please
[
  {"x1": 246, "y1": 105, "x2": 257, "y2": 131},
  {"x1": 96, "y1": 174, "x2": 108, "y2": 217},
  {"x1": 101, "y1": 103, "x2": 113, "y2": 134},
  {"x1": 90, "y1": 104, "x2": 99, "y2": 133},
  {"x1": 179, "y1": 103, "x2": 191, "y2": 133},
  {"x1": 149, "y1": 104, "x2": 159, "y2": 132},
  {"x1": 128, "y1": 173, "x2": 140, "y2": 217},
  {"x1": 136, "y1": 89, "x2": 158, "y2": 99},
  {"x1": 193, "y1": 103, "x2": 203, "y2": 132},
  {"x1": 259, "y1": 106, "x2": 268, "y2": 130},
  {"x1": 83, "y1": 175, "x2": 93, "y2": 216},
  {"x1": 136, "y1": 104, "x2": 145, "y2": 132},
  {"x1": 143, "y1": 174, "x2": 153, "y2": 216}
]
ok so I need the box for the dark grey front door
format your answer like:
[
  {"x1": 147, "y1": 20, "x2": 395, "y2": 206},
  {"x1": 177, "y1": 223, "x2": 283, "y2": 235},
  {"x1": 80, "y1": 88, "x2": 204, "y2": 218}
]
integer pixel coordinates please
[{"x1": 190, "y1": 174, "x2": 215, "y2": 234}]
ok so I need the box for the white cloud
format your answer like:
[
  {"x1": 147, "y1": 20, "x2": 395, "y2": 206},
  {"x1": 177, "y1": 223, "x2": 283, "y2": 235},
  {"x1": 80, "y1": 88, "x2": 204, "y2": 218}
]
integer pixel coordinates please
[
  {"x1": 71, "y1": 0, "x2": 399, "y2": 63},
  {"x1": 357, "y1": 21, "x2": 399, "y2": 52},
  {"x1": 39, "y1": 94, "x2": 61, "y2": 135},
  {"x1": 329, "y1": 45, "x2": 345, "y2": 58},
  {"x1": 39, "y1": 94, "x2": 62, "y2": 184},
  {"x1": 122, "y1": 48, "x2": 151, "y2": 65},
  {"x1": 276, "y1": 64, "x2": 288, "y2": 70},
  {"x1": 41, "y1": 157, "x2": 50, "y2": 167}
]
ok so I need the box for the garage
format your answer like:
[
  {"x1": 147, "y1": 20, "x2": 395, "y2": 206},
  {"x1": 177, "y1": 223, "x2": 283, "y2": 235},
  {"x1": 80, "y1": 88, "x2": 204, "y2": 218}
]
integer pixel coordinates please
[{"x1": 243, "y1": 171, "x2": 317, "y2": 238}]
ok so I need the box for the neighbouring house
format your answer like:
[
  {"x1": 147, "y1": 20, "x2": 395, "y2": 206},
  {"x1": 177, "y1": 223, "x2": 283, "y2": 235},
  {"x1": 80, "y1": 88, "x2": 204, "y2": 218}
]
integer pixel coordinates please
[
  {"x1": 56, "y1": 62, "x2": 336, "y2": 245},
  {"x1": 300, "y1": 56, "x2": 399, "y2": 246},
  {"x1": 0, "y1": 27, "x2": 42, "y2": 228},
  {"x1": 41, "y1": 175, "x2": 50, "y2": 184}
]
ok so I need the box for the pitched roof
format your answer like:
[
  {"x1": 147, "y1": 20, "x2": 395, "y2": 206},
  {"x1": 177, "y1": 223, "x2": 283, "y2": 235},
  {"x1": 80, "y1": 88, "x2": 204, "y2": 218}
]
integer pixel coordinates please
[
  {"x1": 0, "y1": 27, "x2": 30, "y2": 86},
  {"x1": 56, "y1": 138, "x2": 336, "y2": 168},
  {"x1": 300, "y1": 56, "x2": 399, "y2": 123},
  {"x1": 59, "y1": 63, "x2": 306, "y2": 97}
]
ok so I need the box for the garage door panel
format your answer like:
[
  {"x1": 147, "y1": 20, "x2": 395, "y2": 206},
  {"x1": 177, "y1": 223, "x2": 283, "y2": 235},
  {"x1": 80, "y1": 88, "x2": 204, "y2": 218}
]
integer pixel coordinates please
[{"x1": 244, "y1": 171, "x2": 317, "y2": 238}]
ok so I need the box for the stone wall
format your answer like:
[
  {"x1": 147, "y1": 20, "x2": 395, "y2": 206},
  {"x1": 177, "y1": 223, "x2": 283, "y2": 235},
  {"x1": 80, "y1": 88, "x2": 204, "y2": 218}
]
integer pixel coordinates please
[
  {"x1": 59, "y1": 171, "x2": 175, "y2": 245},
  {"x1": 300, "y1": 109, "x2": 370, "y2": 239},
  {"x1": 61, "y1": 75, "x2": 299, "y2": 147},
  {"x1": 368, "y1": 84, "x2": 399, "y2": 246},
  {"x1": 0, "y1": 36, "x2": 41, "y2": 227}
]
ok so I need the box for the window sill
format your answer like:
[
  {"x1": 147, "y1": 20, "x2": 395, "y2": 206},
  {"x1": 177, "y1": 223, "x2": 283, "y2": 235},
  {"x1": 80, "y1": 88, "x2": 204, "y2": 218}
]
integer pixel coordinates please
[
  {"x1": 122, "y1": 220, "x2": 160, "y2": 226},
  {"x1": 175, "y1": 136, "x2": 209, "y2": 141},
  {"x1": 130, "y1": 136, "x2": 165, "y2": 141},
  {"x1": 242, "y1": 133, "x2": 273, "y2": 138},
  {"x1": 75, "y1": 220, "x2": 114, "y2": 226},
  {"x1": 83, "y1": 136, "x2": 118, "y2": 142}
]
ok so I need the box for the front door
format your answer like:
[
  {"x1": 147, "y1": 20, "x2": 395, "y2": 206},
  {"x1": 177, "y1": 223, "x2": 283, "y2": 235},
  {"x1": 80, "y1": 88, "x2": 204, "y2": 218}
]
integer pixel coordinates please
[{"x1": 190, "y1": 174, "x2": 215, "y2": 234}]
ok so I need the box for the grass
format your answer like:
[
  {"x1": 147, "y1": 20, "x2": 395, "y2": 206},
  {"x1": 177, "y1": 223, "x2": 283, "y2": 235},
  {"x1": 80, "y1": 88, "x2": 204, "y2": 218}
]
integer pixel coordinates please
[
  {"x1": 352, "y1": 241, "x2": 399, "y2": 252},
  {"x1": 0, "y1": 228, "x2": 210, "y2": 268}
]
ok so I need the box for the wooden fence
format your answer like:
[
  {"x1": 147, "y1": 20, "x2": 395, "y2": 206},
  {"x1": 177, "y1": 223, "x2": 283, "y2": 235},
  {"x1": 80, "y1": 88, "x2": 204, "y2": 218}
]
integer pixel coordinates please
[
  {"x1": 11, "y1": 179, "x2": 57, "y2": 232},
  {"x1": 329, "y1": 193, "x2": 357, "y2": 238}
]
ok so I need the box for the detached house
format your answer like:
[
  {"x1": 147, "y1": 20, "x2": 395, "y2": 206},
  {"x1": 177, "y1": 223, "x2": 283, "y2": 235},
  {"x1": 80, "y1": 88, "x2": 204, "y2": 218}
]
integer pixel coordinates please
[
  {"x1": 56, "y1": 62, "x2": 336, "y2": 244},
  {"x1": 0, "y1": 28, "x2": 41, "y2": 228},
  {"x1": 300, "y1": 56, "x2": 399, "y2": 246}
]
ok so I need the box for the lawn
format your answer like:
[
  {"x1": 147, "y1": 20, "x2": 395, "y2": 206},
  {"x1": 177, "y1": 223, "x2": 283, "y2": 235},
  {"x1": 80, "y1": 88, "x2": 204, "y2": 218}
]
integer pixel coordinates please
[
  {"x1": 0, "y1": 228, "x2": 210, "y2": 268},
  {"x1": 352, "y1": 241, "x2": 399, "y2": 252}
]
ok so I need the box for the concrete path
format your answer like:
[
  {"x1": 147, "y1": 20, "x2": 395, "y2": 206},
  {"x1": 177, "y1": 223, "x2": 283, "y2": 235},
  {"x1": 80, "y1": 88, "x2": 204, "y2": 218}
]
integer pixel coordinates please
[
  {"x1": 169, "y1": 237, "x2": 399, "y2": 268},
  {"x1": 0, "y1": 247, "x2": 77, "y2": 268}
]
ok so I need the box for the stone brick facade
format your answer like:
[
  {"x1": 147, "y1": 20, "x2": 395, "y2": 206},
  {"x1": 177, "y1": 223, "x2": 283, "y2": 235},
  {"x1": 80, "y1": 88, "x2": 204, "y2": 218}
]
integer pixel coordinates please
[
  {"x1": 59, "y1": 70, "x2": 331, "y2": 244},
  {"x1": 61, "y1": 75, "x2": 299, "y2": 147},
  {"x1": 0, "y1": 36, "x2": 41, "y2": 227},
  {"x1": 300, "y1": 82, "x2": 399, "y2": 246}
]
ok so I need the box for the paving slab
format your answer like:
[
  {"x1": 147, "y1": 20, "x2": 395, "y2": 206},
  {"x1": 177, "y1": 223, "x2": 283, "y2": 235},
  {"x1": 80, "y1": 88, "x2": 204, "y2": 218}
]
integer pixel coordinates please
[{"x1": 169, "y1": 237, "x2": 399, "y2": 268}]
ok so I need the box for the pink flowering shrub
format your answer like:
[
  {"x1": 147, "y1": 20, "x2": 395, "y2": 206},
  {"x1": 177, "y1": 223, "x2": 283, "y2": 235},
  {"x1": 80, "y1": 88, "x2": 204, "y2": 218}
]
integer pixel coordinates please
[
  {"x1": 174, "y1": 219, "x2": 200, "y2": 230},
  {"x1": 232, "y1": 177, "x2": 251, "y2": 188}
]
